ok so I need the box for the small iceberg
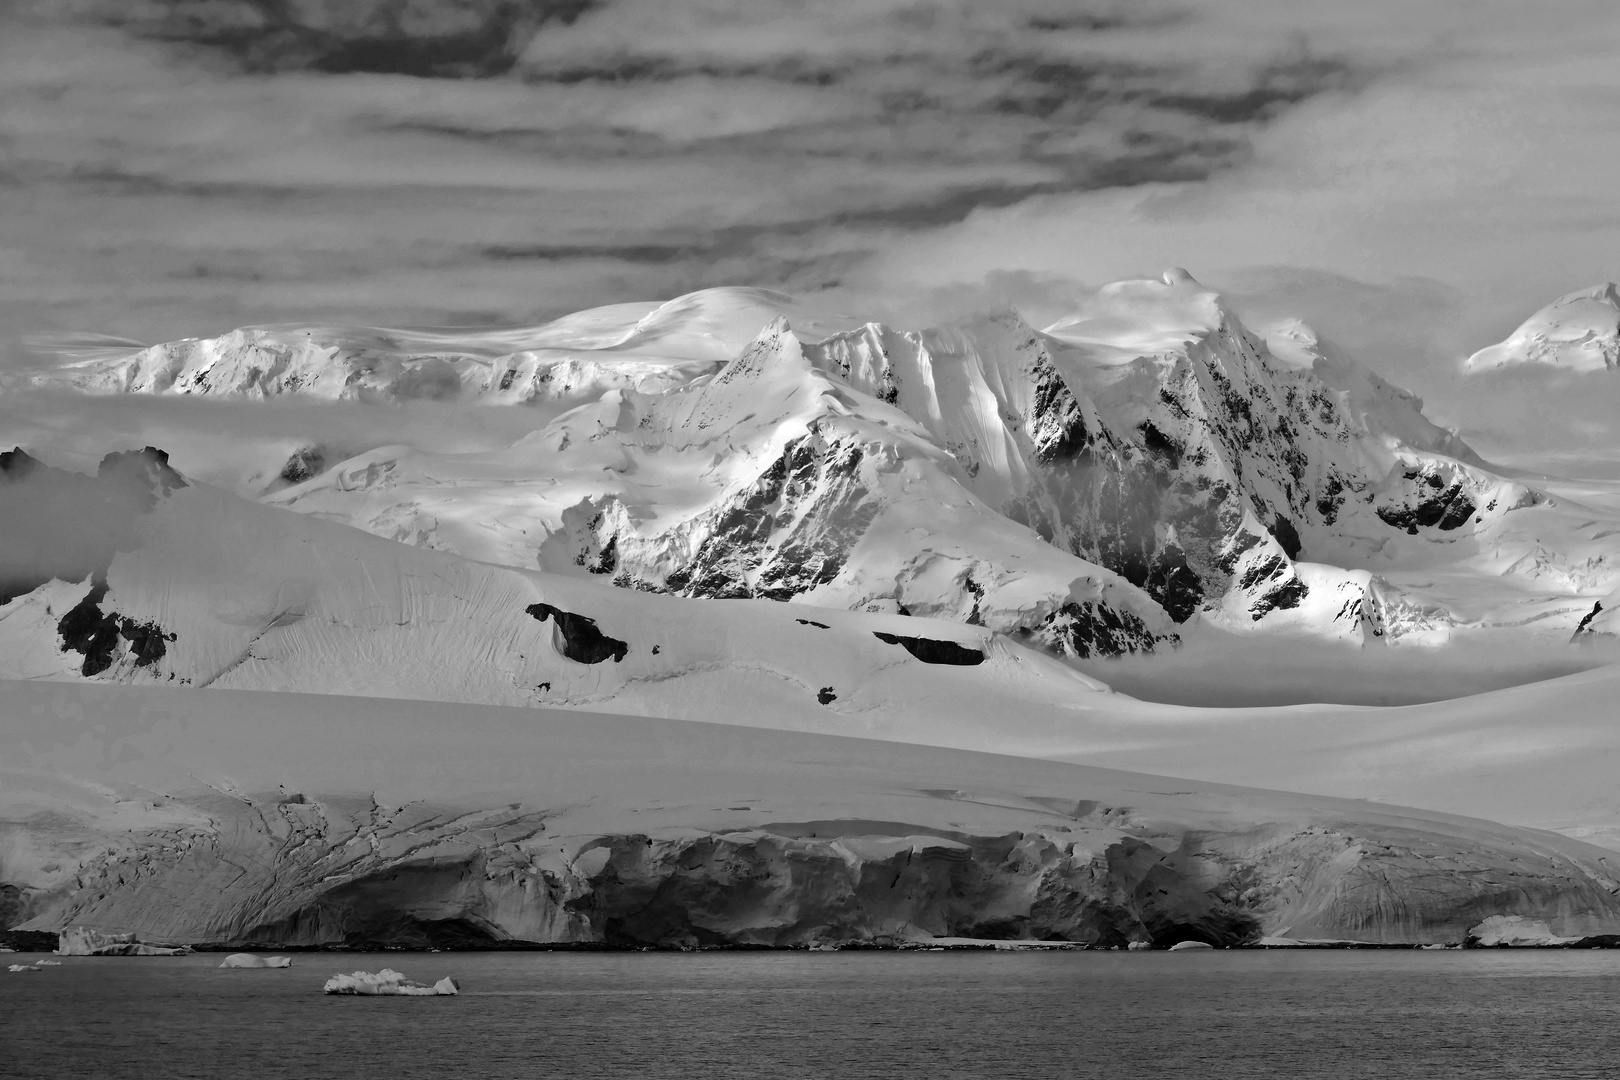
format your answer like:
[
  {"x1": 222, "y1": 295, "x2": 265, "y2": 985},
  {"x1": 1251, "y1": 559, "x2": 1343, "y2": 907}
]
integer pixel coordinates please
[
  {"x1": 220, "y1": 953, "x2": 292, "y2": 969},
  {"x1": 323, "y1": 969, "x2": 459, "y2": 996},
  {"x1": 1168, "y1": 941, "x2": 1214, "y2": 951},
  {"x1": 1467, "y1": 915, "x2": 1579, "y2": 948}
]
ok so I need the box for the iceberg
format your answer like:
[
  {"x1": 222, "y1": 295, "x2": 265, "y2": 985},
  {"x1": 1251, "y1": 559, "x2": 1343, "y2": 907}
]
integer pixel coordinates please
[
  {"x1": 1467, "y1": 915, "x2": 1578, "y2": 947},
  {"x1": 219, "y1": 953, "x2": 292, "y2": 968},
  {"x1": 56, "y1": 927, "x2": 188, "y2": 956},
  {"x1": 323, "y1": 969, "x2": 459, "y2": 996}
]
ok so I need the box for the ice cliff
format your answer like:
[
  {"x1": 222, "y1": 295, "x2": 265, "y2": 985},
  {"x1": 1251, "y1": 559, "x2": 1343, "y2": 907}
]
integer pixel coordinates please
[{"x1": 9, "y1": 681, "x2": 1620, "y2": 950}]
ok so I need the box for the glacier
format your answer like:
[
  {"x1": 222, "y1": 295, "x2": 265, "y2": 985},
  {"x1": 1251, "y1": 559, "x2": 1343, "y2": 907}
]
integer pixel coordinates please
[{"x1": 9, "y1": 679, "x2": 1620, "y2": 949}]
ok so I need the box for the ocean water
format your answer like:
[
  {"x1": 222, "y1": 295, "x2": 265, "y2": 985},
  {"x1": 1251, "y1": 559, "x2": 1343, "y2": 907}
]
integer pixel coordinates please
[{"x1": 4, "y1": 949, "x2": 1616, "y2": 1079}]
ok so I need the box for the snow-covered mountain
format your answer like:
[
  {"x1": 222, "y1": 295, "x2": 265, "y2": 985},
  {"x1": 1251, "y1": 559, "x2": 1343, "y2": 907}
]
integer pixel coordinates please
[
  {"x1": 0, "y1": 447, "x2": 1153, "y2": 751},
  {"x1": 10, "y1": 271, "x2": 1620, "y2": 950},
  {"x1": 21, "y1": 273, "x2": 1606, "y2": 651},
  {"x1": 1466, "y1": 283, "x2": 1620, "y2": 373}
]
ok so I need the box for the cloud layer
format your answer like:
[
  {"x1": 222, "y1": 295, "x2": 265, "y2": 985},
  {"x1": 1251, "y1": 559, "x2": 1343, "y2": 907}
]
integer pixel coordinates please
[
  {"x1": 5, "y1": 1, "x2": 1620, "y2": 461},
  {"x1": 1, "y1": 0, "x2": 1354, "y2": 339}
]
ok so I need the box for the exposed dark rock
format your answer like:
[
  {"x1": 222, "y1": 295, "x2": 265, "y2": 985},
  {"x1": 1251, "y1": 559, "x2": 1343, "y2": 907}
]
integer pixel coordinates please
[
  {"x1": 817, "y1": 687, "x2": 837, "y2": 704},
  {"x1": 1143, "y1": 543, "x2": 1202, "y2": 623},
  {"x1": 0, "y1": 447, "x2": 42, "y2": 480},
  {"x1": 1272, "y1": 514, "x2": 1302, "y2": 559},
  {"x1": 588, "y1": 534, "x2": 618, "y2": 575},
  {"x1": 1028, "y1": 357, "x2": 1088, "y2": 464},
  {"x1": 96, "y1": 446, "x2": 188, "y2": 509},
  {"x1": 0, "y1": 884, "x2": 24, "y2": 932},
  {"x1": 620, "y1": 431, "x2": 879, "y2": 603},
  {"x1": 526, "y1": 603, "x2": 628, "y2": 664},
  {"x1": 1572, "y1": 602, "x2": 1605, "y2": 643},
  {"x1": 0, "y1": 929, "x2": 58, "y2": 953},
  {"x1": 279, "y1": 446, "x2": 325, "y2": 484},
  {"x1": 1026, "y1": 600, "x2": 1164, "y2": 659},
  {"x1": 1376, "y1": 468, "x2": 1478, "y2": 533},
  {"x1": 796, "y1": 618, "x2": 830, "y2": 629},
  {"x1": 1249, "y1": 575, "x2": 1309, "y2": 618},
  {"x1": 873, "y1": 632, "x2": 985, "y2": 666},
  {"x1": 57, "y1": 580, "x2": 176, "y2": 677}
]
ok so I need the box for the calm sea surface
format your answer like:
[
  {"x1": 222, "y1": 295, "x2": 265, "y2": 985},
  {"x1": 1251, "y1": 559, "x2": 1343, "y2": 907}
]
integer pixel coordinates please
[{"x1": 3, "y1": 950, "x2": 1616, "y2": 1078}]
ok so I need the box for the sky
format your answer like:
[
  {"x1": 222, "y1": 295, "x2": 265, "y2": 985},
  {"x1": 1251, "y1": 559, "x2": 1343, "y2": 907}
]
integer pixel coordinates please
[{"x1": 5, "y1": 0, "x2": 1620, "y2": 462}]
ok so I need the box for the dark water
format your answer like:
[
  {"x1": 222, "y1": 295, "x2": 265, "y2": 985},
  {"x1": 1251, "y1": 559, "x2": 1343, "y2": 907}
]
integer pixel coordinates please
[{"x1": 4, "y1": 950, "x2": 1617, "y2": 1078}]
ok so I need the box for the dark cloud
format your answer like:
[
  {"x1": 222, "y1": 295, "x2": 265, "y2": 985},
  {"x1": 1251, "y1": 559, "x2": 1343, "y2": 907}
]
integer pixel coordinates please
[
  {"x1": 67, "y1": 0, "x2": 593, "y2": 77},
  {"x1": 10, "y1": 0, "x2": 1615, "y2": 466}
]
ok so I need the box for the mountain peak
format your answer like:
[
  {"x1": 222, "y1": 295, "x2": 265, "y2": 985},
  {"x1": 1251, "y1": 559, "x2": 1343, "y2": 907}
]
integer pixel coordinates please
[{"x1": 1465, "y1": 282, "x2": 1620, "y2": 373}]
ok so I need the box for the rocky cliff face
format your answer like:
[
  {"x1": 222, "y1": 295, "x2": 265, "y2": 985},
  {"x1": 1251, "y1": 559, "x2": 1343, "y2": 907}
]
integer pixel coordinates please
[{"x1": 795, "y1": 273, "x2": 1507, "y2": 635}]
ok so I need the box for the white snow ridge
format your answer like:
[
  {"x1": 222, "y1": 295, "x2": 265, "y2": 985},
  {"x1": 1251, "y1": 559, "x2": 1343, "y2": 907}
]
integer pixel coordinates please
[
  {"x1": 6, "y1": 272, "x2": 1620, "y2": 950},
  {"x1": 1466, "y1": 283, "x2": 1620, "y2": 373}
]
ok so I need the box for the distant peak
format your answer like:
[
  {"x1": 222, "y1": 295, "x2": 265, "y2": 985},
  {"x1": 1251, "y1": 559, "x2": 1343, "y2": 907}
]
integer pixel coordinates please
[
  {"x1": 1464, "y1": 282, "x2": 1620, "y2": 373},
  {"x1": 1161, "y1": 267, "x2": 1200, "y2": 287}
]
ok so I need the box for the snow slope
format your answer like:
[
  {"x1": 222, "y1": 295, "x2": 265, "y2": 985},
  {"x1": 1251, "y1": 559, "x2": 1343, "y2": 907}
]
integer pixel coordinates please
[
  {"x1": 1466, "y1": 283, "x2": 1620, "y2": 373},
  {"x1": 8, "y1": 678, "x2": 1620, "y2": 948},
  {"x1": 6, "y1": 447, "x2": 1620, "y2": 850},
  {"x1": 0, "y1": 449, "x2": 1157, "y2": 752}
]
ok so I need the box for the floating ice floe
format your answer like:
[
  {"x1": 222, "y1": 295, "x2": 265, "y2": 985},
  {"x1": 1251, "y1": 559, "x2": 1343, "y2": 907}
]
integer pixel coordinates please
[
  {"x1": 219, "y1": 953, "x2": 291, "y2": 968},
  {"x1": 1168, "y1": 941, "x2": 1214, "y2": 951},
  {"x1": 323, "y1": 969, "x2": 459, "y2": 996},
  {"x1": 9, "y1": 960, "x2": 59, "y2": 972},
  {"x1": 1467, "y1": 915, "x2": 1579, "y2": 947}
]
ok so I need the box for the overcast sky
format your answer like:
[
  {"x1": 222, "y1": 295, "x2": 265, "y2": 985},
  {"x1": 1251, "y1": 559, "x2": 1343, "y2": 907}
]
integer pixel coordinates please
[{"x1": 5, "y1": 0, "x2": 1620, "y2": 462}]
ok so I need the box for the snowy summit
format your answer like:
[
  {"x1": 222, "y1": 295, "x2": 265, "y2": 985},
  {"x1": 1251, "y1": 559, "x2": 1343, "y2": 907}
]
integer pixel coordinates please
[{"x1": 1465, "y1": 283, "x2": 1620, "y2": 373}]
